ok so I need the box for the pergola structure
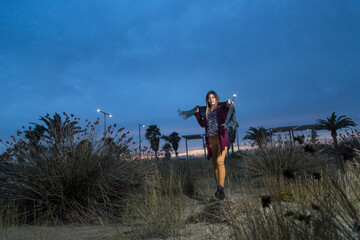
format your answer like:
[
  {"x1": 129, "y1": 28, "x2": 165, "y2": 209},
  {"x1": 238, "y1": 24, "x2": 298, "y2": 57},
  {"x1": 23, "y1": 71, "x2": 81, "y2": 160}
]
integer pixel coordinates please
[
  {"x1": 270, "y1": 124, "x2": 321, "y2": 144},
  {"x1": 182, "y1": 134, "x2": 206, "y2": 160}
]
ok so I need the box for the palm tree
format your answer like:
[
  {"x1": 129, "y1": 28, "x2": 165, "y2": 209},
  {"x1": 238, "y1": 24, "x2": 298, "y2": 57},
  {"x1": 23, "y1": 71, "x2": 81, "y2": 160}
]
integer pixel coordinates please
[
  {"x1": 24, "y1": 124, "x2": 46, "y2": 145},
  {"x1": 243, "y1": 126, "x2": 271, "y2": 149},
  {"x1": 317, "y1": 112, "x2": 357, "y2": 148},
  {"x1": 161, "y1": 132, "x2": 181, "y2": 158},
  {"x1": 162, "y1": 143, "x2": 172, "y2": 160},
  {"x1": 168, "y1": 132, "x2": 181, "y2": 158},
  {"x1": 25, "y1": 113, "x2": 82, "y2": 145},
  {"x1": 145, "y1": 125, "x2": 161, "y2": 158},
  {"x1": 24, "y1": 113, "x2": 82, "y2": 149}
]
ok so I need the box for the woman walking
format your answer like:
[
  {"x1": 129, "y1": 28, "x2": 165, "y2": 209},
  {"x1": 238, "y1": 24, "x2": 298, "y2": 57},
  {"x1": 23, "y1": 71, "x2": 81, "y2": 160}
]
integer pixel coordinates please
[{"x1": 195, "y1": 90, "x2": 231, "y2": 200}]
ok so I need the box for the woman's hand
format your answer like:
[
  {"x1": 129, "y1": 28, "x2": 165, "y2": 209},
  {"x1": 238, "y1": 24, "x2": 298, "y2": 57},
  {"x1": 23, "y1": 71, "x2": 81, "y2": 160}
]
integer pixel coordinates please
[
  {"x1": 226, "y1": 99, "x2": 231, "y2": 106},
  {"x1": 196, "y1": 106, "x2": 199, "y2": 113}
]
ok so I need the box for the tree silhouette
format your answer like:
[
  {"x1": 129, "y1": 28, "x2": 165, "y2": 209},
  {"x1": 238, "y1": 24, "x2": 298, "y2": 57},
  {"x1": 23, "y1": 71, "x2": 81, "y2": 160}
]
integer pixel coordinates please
[
  {"x1": 162, "y1": 132, "x2": 181, "y2": 158},
  {"x1": 145, "y1": 125, "x2": 161, "y2": 158},
  {"x1": 162, "y1": 143, "x2": 172, "y2": 160},
  {"x1": 243, "y1": 126, "x2": 271, "y2": 149},
  {"x1": 311, "y1": 129, "x2": 319, "y2": 144},
  {"x1": 317, "y1": 112, "x2": 357, "y2": 148},
  {"x1": 25, "y1": 113, "x2": 82, "y2": 145},
  {"x1": 24, "y1": 124, "x2": 46, "y2": 145}
]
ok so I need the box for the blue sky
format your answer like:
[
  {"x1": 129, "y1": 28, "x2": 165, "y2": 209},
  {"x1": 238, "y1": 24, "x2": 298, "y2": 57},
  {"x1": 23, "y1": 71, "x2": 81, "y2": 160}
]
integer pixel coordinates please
[{"x1": 1, "y1": 0, "x2": 360, "y2": 154}]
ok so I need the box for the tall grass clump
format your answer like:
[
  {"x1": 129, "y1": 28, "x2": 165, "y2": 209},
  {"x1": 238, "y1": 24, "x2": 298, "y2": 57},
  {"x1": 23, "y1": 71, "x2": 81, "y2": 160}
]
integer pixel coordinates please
[
  {"x1": 156, "y1": 157, "x2": 212, "y2": 198},
  {"x1": 0, "y1": 113, "x2": 156, "y2": 224},
  {"x1": 119, "y1": 157, "x2": 218, "y2": 239},
  {"x1": 337, "y1": 129, "x2": 360, "y2": 163},
  {"x1": 298, "y1": 163, "x2": 360, "y2": 239},
  {"x1": 121, "y1": 175, "x2": 185, "y2": 239},
  {"x1": 241, "y1": 144, "x2": 326, "y2": 183},
  {"x1": 228, "y1": 164, "x2": 360, "y2": 239},
  {"x1": 225, "y1": 198, "x2": 311, "y2": 240},
  {"x1": 224, "y1": 142, "x2": 360, "y2": 239}
]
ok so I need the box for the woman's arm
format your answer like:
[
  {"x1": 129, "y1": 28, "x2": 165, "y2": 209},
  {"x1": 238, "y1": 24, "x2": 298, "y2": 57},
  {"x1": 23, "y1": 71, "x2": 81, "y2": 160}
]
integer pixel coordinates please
[
  {"x1": 225, "y1": 100, "x2": 231, "y2": 114},
  {"x1": 195, "y1": 106, "x2": 206, "y2": 128},
  {"x1": 226, "y1": 99, "x2": 231, "y2": 107}
]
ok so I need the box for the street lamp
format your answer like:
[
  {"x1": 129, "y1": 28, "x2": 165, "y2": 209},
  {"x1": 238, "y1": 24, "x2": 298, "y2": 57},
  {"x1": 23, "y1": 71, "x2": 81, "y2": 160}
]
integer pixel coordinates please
[
  {"x1": 97, "y1": 109, "x2": 112, "y2": 135},
  {"x1": 232, "y1": 94, "x2": 240, "y2": 151},
  {"x1": 139, "y1": 124, "x2": 145, "y2": 159}
]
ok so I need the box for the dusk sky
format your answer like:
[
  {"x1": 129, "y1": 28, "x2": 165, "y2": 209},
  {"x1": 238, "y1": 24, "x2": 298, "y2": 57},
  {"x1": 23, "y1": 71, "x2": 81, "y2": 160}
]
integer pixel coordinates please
[{"x1": 1, "y1": 0, "x2": 360, "y2": 154}]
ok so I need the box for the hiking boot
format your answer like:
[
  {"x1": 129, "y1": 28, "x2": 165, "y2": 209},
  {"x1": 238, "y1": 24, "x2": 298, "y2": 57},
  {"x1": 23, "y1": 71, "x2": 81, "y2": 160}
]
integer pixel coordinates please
[
  {"x1": 218, "y1": 186, "x2": 226, "y2": 200},
  {"x1": 215, "y1": 186, "x2": 221, "y2": 199}
]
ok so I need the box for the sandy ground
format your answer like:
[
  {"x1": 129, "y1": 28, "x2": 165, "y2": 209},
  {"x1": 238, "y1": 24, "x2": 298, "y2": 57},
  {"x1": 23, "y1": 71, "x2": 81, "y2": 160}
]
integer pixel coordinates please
[
  {"x1": 1, "y1": 180, "x2": 247, "y2": 240},
  {"x1": 1, "y1": 199, "x2": 237, "y2": 240},
  {"x1": 2, "y1": 222, "x2": 232, "y2": 240}
]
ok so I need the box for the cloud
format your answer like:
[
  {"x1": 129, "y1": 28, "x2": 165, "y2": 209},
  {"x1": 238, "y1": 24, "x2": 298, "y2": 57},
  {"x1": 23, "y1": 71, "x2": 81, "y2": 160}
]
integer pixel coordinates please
[{"x1": 0, "y1": 0, "x2": 359, "y2": 146}]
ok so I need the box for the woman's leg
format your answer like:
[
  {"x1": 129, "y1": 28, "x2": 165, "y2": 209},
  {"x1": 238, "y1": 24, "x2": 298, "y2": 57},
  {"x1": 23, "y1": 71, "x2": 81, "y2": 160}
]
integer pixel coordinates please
[
  {"x1": 217, "y1": 146, "x2": 228, "y2": 188},
  {"x1": 209, "y1": 136, "x2": 220, "y2": 186}
]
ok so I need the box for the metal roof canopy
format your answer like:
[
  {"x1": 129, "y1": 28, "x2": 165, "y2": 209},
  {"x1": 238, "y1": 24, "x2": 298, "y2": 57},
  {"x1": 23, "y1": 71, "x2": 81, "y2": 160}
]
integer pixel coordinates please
[
  {"x1": 270, "y1": 126, "x2": 298, "y2": 133},
  {"x1": 182, "y1": 134, "x2": 206, "y2": 160},
  {"x1": 293, "y1": 124, "x2": 322, "y2": 131},
  {"x1": 182, "y1": 134, "x2": 204, "y2": 140},
  {"x1": 270, "y1": 124, "x2": 321, "y2": 133},
  {"x1": 270, "y1": 124, "x2": 322, "y2": 145}
]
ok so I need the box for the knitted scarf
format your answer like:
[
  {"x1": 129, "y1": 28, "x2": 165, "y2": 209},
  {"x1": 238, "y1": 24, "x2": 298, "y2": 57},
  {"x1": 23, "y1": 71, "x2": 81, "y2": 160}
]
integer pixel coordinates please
[{"x1": 178, "y1": 102, "x2": 238, "y2": 129}]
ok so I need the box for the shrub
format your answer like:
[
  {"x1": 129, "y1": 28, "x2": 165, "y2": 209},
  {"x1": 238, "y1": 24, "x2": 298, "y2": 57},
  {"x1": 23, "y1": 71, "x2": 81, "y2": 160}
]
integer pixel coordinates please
[
  {"x1": 0, "y1": 113, "x2": 156, "y2": 224},
  {"x1": 156, "y1": 158, "x2": 212, "y2": 198},
  {"x1": 122, "y1": 180, "x2": 184, "y2": 239},
  {"x1": 241, "y1": 145, "x2": 325, "y2": 182},
  {"x1": 225, "y1": 162, "x2": 360, "y2": 240},
  {"x1": 338, "y1": 129, "x2": 360, "y2": 163}
]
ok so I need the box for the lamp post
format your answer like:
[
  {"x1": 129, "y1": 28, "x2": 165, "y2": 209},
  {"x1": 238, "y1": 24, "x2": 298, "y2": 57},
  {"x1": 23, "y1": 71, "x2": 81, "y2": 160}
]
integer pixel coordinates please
[
  {"x1": 232, "y1": 93, "x2": 236, "y2": 102},
  {"x1": 97, "y1": 109, "x2": 112, "y2": 135},
  {"x1": 232, "y1": 94, "x2": 240, "y2": 151},
  {"x1": 139, "y1": 124, "x2": 145, "y2": 159}
]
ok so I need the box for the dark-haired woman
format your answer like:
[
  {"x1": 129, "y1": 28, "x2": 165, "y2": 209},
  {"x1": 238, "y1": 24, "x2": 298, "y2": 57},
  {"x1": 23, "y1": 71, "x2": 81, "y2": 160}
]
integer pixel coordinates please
[{"x1": 195, "y1": 90, "x2": 231, "y2": 200}]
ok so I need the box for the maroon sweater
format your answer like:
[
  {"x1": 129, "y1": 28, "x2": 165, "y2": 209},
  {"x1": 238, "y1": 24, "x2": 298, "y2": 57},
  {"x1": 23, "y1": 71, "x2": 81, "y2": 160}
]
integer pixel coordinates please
[{"x1": 195, "y1": 105, "x2": 230, "y2": 160}]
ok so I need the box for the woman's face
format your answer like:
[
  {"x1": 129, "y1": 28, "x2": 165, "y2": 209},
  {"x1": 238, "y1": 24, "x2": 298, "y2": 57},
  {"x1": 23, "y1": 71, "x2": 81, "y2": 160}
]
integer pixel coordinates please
[{"x1": 207, "y1": 94, "x2": 217, "y2": 107}]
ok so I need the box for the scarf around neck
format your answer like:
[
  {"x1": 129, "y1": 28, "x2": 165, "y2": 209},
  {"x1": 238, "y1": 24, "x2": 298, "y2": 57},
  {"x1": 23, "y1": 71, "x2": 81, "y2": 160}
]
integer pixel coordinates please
[{"x1": 178, "y1": 102, "x2": 238, "y2": 129}]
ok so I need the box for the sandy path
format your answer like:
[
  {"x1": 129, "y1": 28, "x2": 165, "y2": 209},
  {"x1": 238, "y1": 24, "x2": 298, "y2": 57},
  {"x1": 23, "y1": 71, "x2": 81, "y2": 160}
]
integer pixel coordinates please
[{"x1": 1, "y1": 183, "x2": 246, "y2": 240}]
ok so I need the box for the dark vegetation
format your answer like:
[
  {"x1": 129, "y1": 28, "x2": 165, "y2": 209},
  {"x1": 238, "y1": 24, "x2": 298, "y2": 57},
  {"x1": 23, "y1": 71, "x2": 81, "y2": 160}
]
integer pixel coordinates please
[
  {"x1": 0, "y1": 111, "x2": 359, "y2": 239},
  {"x1": 0, "y1": 113, "x2": 155, "y2": 224}
]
